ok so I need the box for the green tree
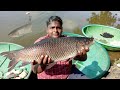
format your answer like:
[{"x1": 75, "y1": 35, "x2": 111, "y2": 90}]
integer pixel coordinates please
[{"x1": 87, "y1": 11, "x2": 119, "y2": 28}]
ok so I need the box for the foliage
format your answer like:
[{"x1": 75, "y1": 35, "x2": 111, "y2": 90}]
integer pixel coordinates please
[{"x1": 87, "y1": 11, "x2": 120, "y2": 29}]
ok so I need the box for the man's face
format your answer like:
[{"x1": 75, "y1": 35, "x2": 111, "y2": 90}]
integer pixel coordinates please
[{"x1": 47, "y1": 21, "x2": 63, "y2": 38}]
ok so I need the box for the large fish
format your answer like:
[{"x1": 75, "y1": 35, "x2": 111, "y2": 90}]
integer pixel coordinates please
[
  {"x1": 0, "y1": 36, "x2": 94, "y2": 71},
  {"x1": 8, "y1": 22, "x2": 32, "y2": 38}
]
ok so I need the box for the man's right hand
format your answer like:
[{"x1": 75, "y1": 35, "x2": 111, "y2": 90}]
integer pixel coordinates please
[{"x1": 31, "y1": 55, "x2": 53, "y2": 74}]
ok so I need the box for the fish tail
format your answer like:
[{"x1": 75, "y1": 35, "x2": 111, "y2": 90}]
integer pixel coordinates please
[
  {"x1": 0, "y1": 51, "x2": 19, "y2": 71},
  {"x1": 0, "y1": 51, "x2": 16, "y2": 60}
]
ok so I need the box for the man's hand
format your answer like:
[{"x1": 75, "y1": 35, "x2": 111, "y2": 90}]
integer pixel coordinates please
[
  {"x1": 31, "y1": 55, "x2": 53, "y2": 74},
  {"x1": 74, "y1": 46, "x2": 89, "y2": 61}
]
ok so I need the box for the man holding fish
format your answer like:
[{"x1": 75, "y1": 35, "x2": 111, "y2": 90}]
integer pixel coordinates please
[
  {"x1": 1, "y1": 16, "x2": 93, "y2": 79},
  {"x1": 31, "y1": 16, "x2": 91, "y2": 79}
]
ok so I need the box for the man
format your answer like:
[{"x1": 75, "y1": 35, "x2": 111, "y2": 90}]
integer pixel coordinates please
[{"x1": 31, "y1": 16, "x2": 89, "y2": 79}]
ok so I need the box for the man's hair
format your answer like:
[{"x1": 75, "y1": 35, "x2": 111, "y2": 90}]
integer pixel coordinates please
[{"x1": 46, "y1": 16, "x2": 63, "y2": 27}]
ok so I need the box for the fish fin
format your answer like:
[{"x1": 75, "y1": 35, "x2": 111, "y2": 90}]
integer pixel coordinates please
[
  {"x1": 65, "y1": 58, "x2": 73, "y2": 62},
  {"x1": 8, "y1": 60, "x2": 20, "y2": 72},
  {"x1": 45, "y1": 62, "x2": 56, "y2": 70},
  {"x1": 70, "y1": 56, "x2": 76, "y2": 60},
  {"x1": 22, "y1": 61, "x2": 31, "y2": 66},
  {"x1": 0, "y1": 51, "x2": 16, "y2": 60},
  {"x1": 8, "y1": 61, "x2": 30, "y2": 72},
  {"x1": 0, "y1": 51, "x2": 20, "y2": 72}
]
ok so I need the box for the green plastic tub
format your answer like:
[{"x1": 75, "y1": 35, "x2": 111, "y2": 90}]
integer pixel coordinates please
[
  {"x1": 82, "y1": 24, "x2": 120, "y2": 51},
  {"x1": 0, "y1": 42, "x2": 31, "y2": 79},
  {"x1": 62, "y1": 32, "x2": 110, "y2": 79}
]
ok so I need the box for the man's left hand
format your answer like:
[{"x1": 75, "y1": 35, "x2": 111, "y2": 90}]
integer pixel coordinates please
[{"x1": 74, "y1": 46, "x2": 89, "y2": 61}]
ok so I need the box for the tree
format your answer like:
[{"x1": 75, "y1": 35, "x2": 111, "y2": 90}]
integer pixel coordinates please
[{"x1": 87, "y1": 11, "x2": 120, "y2": 28}]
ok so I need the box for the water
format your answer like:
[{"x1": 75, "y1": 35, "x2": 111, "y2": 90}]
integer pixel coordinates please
[{"x1": 0, "y1": 11, "x2": 120, "y2": 64}]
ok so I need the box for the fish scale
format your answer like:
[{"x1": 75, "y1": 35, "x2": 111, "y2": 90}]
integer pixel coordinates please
[
  {"x1": 0, "y1": 37, "x2": 94, "y2": 70},
  {"x1": 38, "y1": 37, "x2": 75, "y2": 61}
]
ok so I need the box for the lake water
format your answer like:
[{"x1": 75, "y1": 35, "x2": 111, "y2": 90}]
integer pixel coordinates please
[{"x1": 0, "y1": 11, "x2": 120, "y2": 65}]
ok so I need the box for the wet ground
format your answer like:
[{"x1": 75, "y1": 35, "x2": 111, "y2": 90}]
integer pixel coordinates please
[
  {"x1": 102, "y1": 58, "x2": 120, "y2": 79},
  {"x1": 108, "y1": 51, "x2": 120, "y2": 65}
]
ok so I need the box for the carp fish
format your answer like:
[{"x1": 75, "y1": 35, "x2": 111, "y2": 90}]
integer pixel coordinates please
[{"x1": 0, "y1": 36, "x2": 94, "y2": 71}]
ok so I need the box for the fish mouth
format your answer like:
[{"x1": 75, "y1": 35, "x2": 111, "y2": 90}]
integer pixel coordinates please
[
  {"x1": 89, "y1": 40, "x2": 95, "y2": 47},
  {"x1": 86, "y1": 37, "x2": 95, "y2": 47},
  {"x1": 8, "y1": 34, "x2": 14, "y2": 37}
]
